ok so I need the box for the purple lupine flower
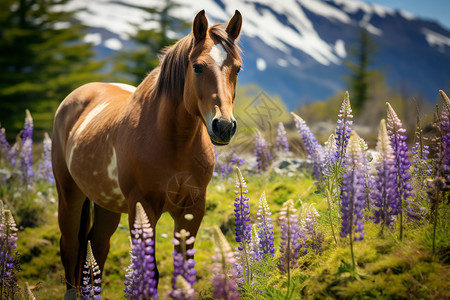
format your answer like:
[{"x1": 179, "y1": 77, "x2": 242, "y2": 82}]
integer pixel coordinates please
[
  {"x1": 233, "y1": 167, "x2": 251, "y2": 284},
  {"x1": 0, "y1": 126, "x2": 11, "y2": 163},
  {"x1": 128, "y1": 202, "x2": 158, "y2": 299},
  {"x1": 386, "y1": 103, "x2": 415, "y2": 239},
  {"x1": 36, "y1": 132, "x2": 55, "y2": 184},
  {"x1": 276, "y1": 122, "x2": 289, "y2": 152},
  {"x1": 170, "y1": 229, "x2": 196, "y2": 300},
  {"x1": 211, "y1": 226, "x2": 239, "y2": 300},
  {"x1": 335, "y1": 91, "x2": 353, "y2": 165},
  {"x1": 278, "y1": 199, "x2": 305, "y2": 274},
  {"x1": 339, "y1": 131, "x2": 366, "y2": 242},
  {"x1": 372, "y1": 120, "x2": 398, "y2": 233},
  {"x1": 230, "y1": 154, "x2": 245, "y2": 167},
  {"x1": 256, "y1": 191, "x2": 275, "y2": 259},
  {"x1": 18, "y1": 110, "x2": 34, "y2": 184},
  {"x1": 0, "y1": 204, "x2": 19, "y2": 291},
  {"x1": 81, "y1": 241, "x2": 101, "y2": 300},
  {"x1": 8, "y1": 143, "x2": 19, "y2": 168},
  {"x1": 410, "y1": 110, "x2": 431, "y2": 218},
  {"x1": 217, "y1": 155, "x2": 245, "y2": 180},
  {"x1": 439, "y1": 90, "x2": 450, "y2": 183},
  {"x1": 412, "y1": 141, "x2": 431, "y2": 177},
  {"x1": 254, "y1": 131, "x2": 272, "y2": 172},
  {"x1": 291, "y1": 112, "x2": 324, "y2": 179}
]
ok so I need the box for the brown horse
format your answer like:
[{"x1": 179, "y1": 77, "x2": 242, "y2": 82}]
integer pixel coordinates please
[{"x1": 52, "y1": 10, "x2": 242, "y2": 298}]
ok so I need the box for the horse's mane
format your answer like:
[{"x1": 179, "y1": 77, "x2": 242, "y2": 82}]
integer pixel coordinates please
[{"x1": 135, "y1": 24, "x2": 241, "y2": 102}]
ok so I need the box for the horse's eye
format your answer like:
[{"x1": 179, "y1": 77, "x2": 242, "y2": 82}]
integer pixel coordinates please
[
  {"x1": 193, "y1": 64, "x2": 203, "y2": 75},
  {"x1": 236, "y1": 66, "x2": 242, "y2": 75}
]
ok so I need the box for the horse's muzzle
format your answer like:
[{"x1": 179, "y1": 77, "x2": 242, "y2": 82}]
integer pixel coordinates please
[{"x1": 210, "y1": 118, "x2": 237, "y2": 145}]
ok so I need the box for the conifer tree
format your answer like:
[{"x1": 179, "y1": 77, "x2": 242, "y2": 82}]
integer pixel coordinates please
[
  {"x1": 113, "y1": 0, "x2": 190, "y2": 85},
  {"x1": 343, "y1": 28, "x2": 381, "y2": 113},
  {"x1": 0, "y1": 0, "x2": 104, "y2": 133}
]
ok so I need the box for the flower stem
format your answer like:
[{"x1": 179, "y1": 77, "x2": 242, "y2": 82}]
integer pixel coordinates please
[
  {"x1": 432, "y1": 190, "x2": 440, "y2": 257},
  {"x1": 326, "y1": 189, "x2": 337, "y2": 244},
  {"x1": 349, "y1": 233, "x2": 356, "y2": 272}
]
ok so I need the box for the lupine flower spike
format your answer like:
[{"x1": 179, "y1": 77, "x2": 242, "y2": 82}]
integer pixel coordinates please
[
  {"x1": 339, "y1": 131, "x2": 366, "y2": 271},
  {"x1": 322, "y1": 133, "x2": 338, "y2": 177},
  {"x1": 170, "y1": 229, "x2": 196, "y2": 300},
  {"x1": 372, "y1": 120, "x2": 397, "y2": 235},
  {"x1": 233, "y1": 167, "x2": 252, "y2": 284},
  {"x1": 19, "y1": 110, "x2": 34, "y2": 185},
  {"x1": 335, "y1": 91, "x2": 353, "y2": 166},
  {"x1": 24, "y1": 282, "x2": 36, "y2": 300},
  {"x1": 81, "y1": 241, "x2": 101, "y2": 300},
  {"x1": 0, "y1": 125, "x2": 11, "y2": 165},
  {"x1": 411, "y1": 108, "x2": 430, "y2": 215},
  {"x1": 124, "y1": 237, "x2": 135, "y2": 298},
  {"x1": 428, "y1": 91, "x2": 450, "y2": 255},
  {"x1": 211, "y1": 226, "x2": 239, "y2": 300},
  {"x1": 256, "y1": 191, "x2": 275, "y2": 259},
  {"x1": 249, "y1": 224, "x2": 261, "y2": 263},
  {"x1": 386, "y1": 103, "x2": 415, "y2": 240},
  {"x1": 438, "y1": 90, "x2": 450, "y2": 185},
  {"x1": 300, "y1": 204, "x2": 324, "y2": 254},
  {"x1": 36, "y1": 132, "x2": 55, "y2": 184},
  {"x1": 128, "y1": 202, "x2": 158, "y2": 299},
  {"x1": 0, "y1": 202, "x2": 19, "y2": 298},
  {"x1": 291, "y1": 112, "x2": 324, "y2": 179},
  {"x1": 357, "y1": 134, "x2": 374, "y2": 213},
  {"x1": 276, "y1": 122, "x2": 289, "y2": 153},
  {"x1": 278, "y1": 199, "x2": 306, "y2": 292},
  {"x1": 254, "y1": 130, "x2": 272, "y2": 172}
]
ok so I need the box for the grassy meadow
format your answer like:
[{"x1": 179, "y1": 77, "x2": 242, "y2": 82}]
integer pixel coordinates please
[{"x1": 0, "y1": 90, "x2": 449, "y2": 299}]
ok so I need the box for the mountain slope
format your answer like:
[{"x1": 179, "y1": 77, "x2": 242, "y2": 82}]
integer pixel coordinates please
[{"x1": 65, "y1": 0, "x2": 450, "y2": 109}]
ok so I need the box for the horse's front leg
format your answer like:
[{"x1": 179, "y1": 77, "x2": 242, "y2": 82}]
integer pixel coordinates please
[{"x1": 170, "y1": 192, "x2": 206, "y2": 255}]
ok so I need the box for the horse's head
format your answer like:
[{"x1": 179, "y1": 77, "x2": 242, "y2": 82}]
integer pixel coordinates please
[{"x1": 184, "y1": 10, "x2": 242, "y2": 146}]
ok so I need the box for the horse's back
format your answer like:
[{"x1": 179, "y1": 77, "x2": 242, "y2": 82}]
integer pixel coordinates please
[
  {"x1": 54, "y1": 82, "x2": 134, "y2": 138},
  {"x1": 52, "y1": 82, "x2": 135, "y2": 212}
]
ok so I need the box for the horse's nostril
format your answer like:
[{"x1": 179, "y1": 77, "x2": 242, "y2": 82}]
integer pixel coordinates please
[
  {"x1": 211, "y1": 118, "x2": 236, "y2": 141},
  {"x1": 231, "y1": 120, "x2": 237, "y2": 136},
  {"x1": 212, "y1": 118, "x2": 220, "y2": 136}
]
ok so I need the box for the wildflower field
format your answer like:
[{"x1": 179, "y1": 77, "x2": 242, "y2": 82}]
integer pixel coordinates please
[{"x1": 0, "y1": 91, "x2": 449, "y2": 299}]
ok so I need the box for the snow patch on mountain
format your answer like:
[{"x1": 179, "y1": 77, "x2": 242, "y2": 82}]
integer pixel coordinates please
[
  {"x1": 333, "y1": 0, "x2": 394, "y2": 17},
  {"x1": 422, "y1": 28, "x2": 450, "y2": 50},
  {"x1": 104, "y1": 38, "x2": 123, "y2": 50},
  {"x1": 84, "y1": 33, "x2": 102, "y2": 46},
  {"x1": 334, "y1": 39, "x2": 346, "y2": 58}
]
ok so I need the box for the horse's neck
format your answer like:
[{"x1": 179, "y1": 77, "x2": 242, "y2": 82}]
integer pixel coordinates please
[{"x1": 133, "y1": 75, "x2": 204, "y2": 149}]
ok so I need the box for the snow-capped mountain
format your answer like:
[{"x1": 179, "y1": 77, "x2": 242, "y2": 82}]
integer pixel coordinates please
[{"x1": 65, "y1": 0, "x2": 450, "y2": 109}]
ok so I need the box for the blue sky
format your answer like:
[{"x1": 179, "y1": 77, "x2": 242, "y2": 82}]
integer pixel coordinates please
[{"x1": 364, "y1": 0, "x2": 450, "y2": 29}]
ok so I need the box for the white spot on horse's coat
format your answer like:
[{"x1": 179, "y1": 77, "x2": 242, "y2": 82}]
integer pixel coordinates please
[
  {"x1": 75, "y1": 103, "x2": 109, "y2": 139},
  {"x1": 109, "y1": 83, "x2": 136, "y2": 93},
  {"x1": 67, "y1": 145, "x2": 75, "y2": 172},
  {"x1": 107, "y1": 147, "x2": 119, "y2": 183},
  {"x1": 209, "y1": 43, "x2": 227, "y2": 67}
]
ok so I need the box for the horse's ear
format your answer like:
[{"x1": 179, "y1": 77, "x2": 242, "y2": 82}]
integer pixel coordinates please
[
  {"x1": 193, "y1": 10, "x2": 208, "y2": 43},
  {"x1": 226, "y1": 10, "x2": 242, "y2": 40}
]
